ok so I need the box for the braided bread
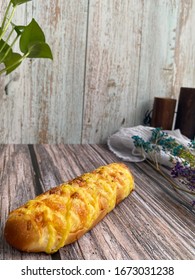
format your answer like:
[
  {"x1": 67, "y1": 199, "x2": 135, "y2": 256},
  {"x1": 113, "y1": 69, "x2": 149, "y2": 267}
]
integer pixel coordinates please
[{"x1": 4, "y1": 162, "x2": 134, "y2": 254}]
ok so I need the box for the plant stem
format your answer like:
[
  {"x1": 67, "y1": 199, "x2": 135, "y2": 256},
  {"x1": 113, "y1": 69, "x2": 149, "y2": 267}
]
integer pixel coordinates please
[
  {"x1": 0, "y1": 3, "x2": 17, "y2": 42},
  {"x1": 0, "y1": 27, "x2": 15, "y2": 54},
  {"x1": 0, "y1": 1, "x2": 12, "y2": 32},
  {"x1": 0, "y1": 52, "x2": 29, "y2": 75},
  {"x1": 0, "y1": 34, "x2": 20, "y2": 64},
  {"x1": 146, "y1": 159, "x2": 195, "y2": 195}
]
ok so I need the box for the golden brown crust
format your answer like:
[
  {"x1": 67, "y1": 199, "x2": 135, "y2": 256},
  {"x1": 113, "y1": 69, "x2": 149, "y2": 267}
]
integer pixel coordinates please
[
  {"x1": 4, "y1": 162, "x2": 134, "y2": 254},
  {"x1": 4, "y1": 216, "x2": 41, "y2": 252}
]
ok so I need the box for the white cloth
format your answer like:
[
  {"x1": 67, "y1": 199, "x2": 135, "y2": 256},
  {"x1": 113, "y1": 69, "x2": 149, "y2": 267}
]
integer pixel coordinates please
[{"x1": 107, "y1": 125, "x2": 192, "y2": 168}]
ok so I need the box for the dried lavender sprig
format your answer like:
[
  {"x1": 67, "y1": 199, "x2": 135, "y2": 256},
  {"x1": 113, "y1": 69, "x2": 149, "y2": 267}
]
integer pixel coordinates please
[
  {"x1": 171, "y1": 162, "x2": 195, "y2": 191},
  {"x1": 146, "y1": 159, "x2": 195, "y2": 196}
]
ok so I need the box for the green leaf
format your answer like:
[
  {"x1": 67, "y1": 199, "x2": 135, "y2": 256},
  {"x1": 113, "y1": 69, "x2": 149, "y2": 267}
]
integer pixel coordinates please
[
  {"x1": 27, "y1": 42, "x2": 53, "y2": 59},
  {"x1": 0, "y1": 39, "x2": 11, "y2": 54},
  {"x1": 13, "y1": 24, "x2": 25, "y2": 36},
  {"x1": 0, "y1": 39, "x2": 13, "y2": 63},
  {"x1": 0, "y1": 52, "x2": 5, "y2": 62},
  {"x1": 20, "y1": 19, "x2": 46, "y2": 54},
  {"x1": 4, "y1": 52, "x2": 22, "y2": 74},
  {"x1": 11, "y1": 0, "x2": 32, "y2": 7}
]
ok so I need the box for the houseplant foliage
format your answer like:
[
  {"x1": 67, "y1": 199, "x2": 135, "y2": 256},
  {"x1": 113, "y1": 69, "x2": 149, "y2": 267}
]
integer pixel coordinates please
[{"x1": 0, "y1": 0, "x2": 53, "y2": 76}]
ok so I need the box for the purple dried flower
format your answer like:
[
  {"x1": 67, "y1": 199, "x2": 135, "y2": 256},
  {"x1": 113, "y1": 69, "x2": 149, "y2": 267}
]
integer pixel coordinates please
[{"x1": 171, "y1": 161, "x2": 195, "y2": 191}]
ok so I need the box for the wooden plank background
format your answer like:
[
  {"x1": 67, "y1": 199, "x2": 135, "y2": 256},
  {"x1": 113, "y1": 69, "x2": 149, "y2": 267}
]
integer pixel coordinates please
[{"x1": 0, "y1": 0, "x2": 195, "y2": 144}]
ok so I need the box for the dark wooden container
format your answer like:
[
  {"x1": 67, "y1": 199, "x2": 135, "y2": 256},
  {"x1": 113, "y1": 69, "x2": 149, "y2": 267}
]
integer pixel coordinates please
[
  {"x1": 175, "y1": 87, "x2": 195, "y2": 139},
  {"x1": 151, "y1": 97, "x2": 176, "y2": 130}
]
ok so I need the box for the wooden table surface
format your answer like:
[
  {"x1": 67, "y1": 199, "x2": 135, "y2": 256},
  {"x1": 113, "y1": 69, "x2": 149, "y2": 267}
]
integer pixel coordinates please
[{"x1": 0, "y1": 144, "x2": 194, "y2": 260}]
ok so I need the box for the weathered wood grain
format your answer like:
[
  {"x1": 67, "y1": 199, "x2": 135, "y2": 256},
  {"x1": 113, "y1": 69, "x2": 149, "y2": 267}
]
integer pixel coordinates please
[
  {"x1": 0, "y1": 145, "x2": 51, "y2": 260},
  {"x1": 29, "y1": 0, "x2": 88, "y2": 144},
  {"x1": 173, "y1": 0, "x2": 195, "y2": 96},
  {"x1": 0, "y1": 0, "x2": 88, "y2": 144},
  {"x1": 82, "y1": 0, "x2": 143, "y2": 143},
  {"x1": 1, "y1": 144, "x2": 194, "y2": 260},
  {"x1": 135, "y1": 0, "x2": 179, "y2": 124},
  {"x1": 1, "y1": 1, "x2": 195, "y2": 143},
  {"x1": 0, "y1": 3, "x2": 29, "y2": 143}
]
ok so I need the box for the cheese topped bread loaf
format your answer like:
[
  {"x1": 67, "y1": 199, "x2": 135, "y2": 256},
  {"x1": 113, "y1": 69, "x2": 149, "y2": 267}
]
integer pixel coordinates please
[{"x1": 4, "y1": 162, "x2": 134, "y2": 254}]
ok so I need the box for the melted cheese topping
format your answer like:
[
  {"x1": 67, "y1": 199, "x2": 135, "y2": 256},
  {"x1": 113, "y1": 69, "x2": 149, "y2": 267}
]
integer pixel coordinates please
[{"x1": 9, "y1": 163, "x2": 134, "y2": 253}]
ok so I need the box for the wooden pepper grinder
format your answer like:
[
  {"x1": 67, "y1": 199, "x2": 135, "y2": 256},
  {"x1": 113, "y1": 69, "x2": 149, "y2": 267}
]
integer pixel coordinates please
[
  {"x1": 175, "y1": 87, "x2": 195, "y2": 139},
  {"x1": 151, "y1": 97, "x2": 176, "y2": 130}
]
